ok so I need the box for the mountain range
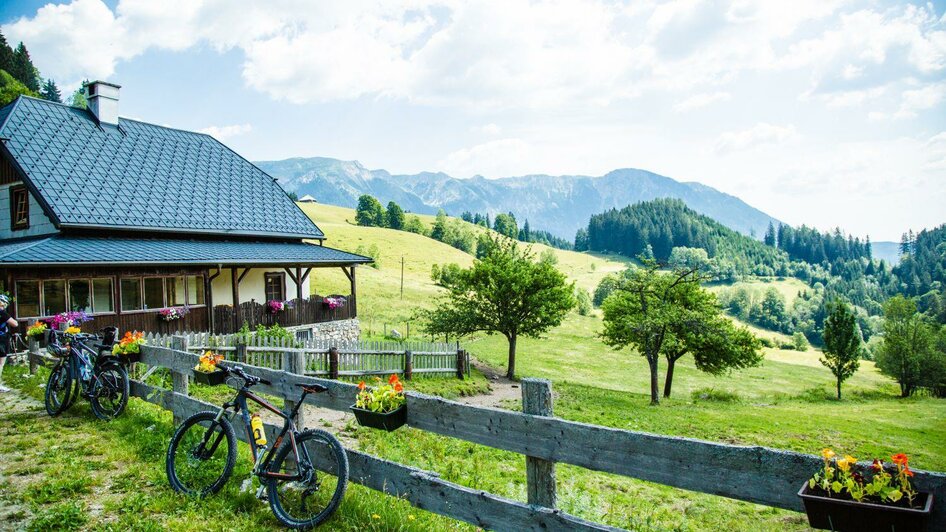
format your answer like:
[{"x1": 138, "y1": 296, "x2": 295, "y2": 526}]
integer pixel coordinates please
[{"x1": 256, "y1": 157, "x2": 783, "y2": 241}]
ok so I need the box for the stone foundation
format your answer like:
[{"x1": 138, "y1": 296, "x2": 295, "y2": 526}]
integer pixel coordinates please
[{"x1": 287, "y1": 319, "x2": 360, "y2": 346}]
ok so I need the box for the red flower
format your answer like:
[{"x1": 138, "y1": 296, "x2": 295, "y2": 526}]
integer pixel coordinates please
[
  {"x1": 891, "y1": 453, "x2": 909, "y2": 466},
  {"x1": 357, "y1": 381, "x2": 366, "y2": 391},
  {"x1": 388, "y1": 374, "x2": 399, "y2": 385},
  {"x1": 904, "y1": 466, "x2": 914, "y2": 477},
  {"x1": 394, "y1": 382, "x2": 404, "y2": 393}
]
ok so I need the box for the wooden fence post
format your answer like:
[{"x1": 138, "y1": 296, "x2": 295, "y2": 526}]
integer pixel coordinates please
[
  {"x1": 456, "y1": 349, "x2": 466, "y2": 380},
  {"x1": 170, "y1": 336, "x2": 190, "y2": 426},
  {"x1": 329, "y1": 347, "x2": 339, "y2": 379},
  {"x1": 404, "y1": 350, "x2": 413, "y2": 380},
  {"x1": 28, "y1": 337, "x2": 39, "y2": 375},
  {"x1": 283, "y1": 351, "x2": 307, "y2": 428},
  {"x1": 522, "y1": 378, "x2": 556, "y2": 509},
  {"x1": 235, "y1": 341, "x2": 247, "y2": 364}
]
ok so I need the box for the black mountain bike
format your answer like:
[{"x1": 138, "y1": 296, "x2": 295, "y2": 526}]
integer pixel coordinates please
[
  {"x1": 44, "y1": 329, "x2": 129, "y2": 420},
  {"x1": 165, "y1": 366, "x2": 348, "y2": 529}
]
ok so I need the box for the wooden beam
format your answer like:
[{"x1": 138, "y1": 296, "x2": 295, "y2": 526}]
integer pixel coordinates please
[
  {"x1": 208, "y1": 266, "x2": 222, "y2": 282},
  {"x1": 205, "y1": 271, "x2": 214, "y2": 334},
  {"x1": 237, "y1": 267, "x2": 252, "y2": 284},
  {"x1": 295, "y1": 267, "x2": 303, "y2": 300},
  {"x1": 299, "y1": 268, "x2": 312, "y2": 285},
  {"x1": 342, "y1": 266, "x2": 353, "y2": 282},
  {"x1": 230, "y1": 267, "x2": 240, "y2": 332},
  {"x1": 283, "y1": 268, "x2": 298, "y2": 285},
  {"x1": 349, "y1": 266, "x2": 357, "y2": 318}
]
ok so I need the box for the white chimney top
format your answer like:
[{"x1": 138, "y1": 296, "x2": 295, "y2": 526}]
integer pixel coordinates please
[{"x1": 87, "y1": 80, "x2": 121, "y2": 125}]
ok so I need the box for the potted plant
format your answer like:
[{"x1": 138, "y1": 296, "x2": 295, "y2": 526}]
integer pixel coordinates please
[
  {"x1": 112, "y1": 331, "x2": 146, "y2": 364},
  {"x1": 193, "y1": 351, "x2": 227, "y2": 386},
  {"x1": 799, "y1": 449, "x2": 934, "y2": 531},
  {"x1": 266, "y1": 300, "x2": 285, "y2": 314},
  {"x1": 26, "y1": 321, "x2": 47, "y2": 348},
  {"x1": 350, "y1": 374, "x2": 407, "y2": 431},
  {"x1": 159, "y1": 306, "x2": 189, "y2": 322},
  {"x1": 49, "y1": 311, "x2": 91, "y2": 331},
  {"x1": 323, "y1": 296, "x2": 345, "y2": 310}
]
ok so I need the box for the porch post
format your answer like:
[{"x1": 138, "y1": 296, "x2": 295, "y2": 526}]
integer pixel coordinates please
[
  {"x1": 231, "y1": 267, "x2": 240, "y2": 332},
  {"x1": 295, "y1": 266, "x2": 303, "y2": 300},
  {"x1": 349, "y1": 266, "x2": 357, "y2": 318}
]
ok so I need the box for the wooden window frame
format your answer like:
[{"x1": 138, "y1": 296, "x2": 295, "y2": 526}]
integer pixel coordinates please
[
  {"x1": 119, "y1": 274, "x2": 207, "y2": 314},
  {"x1": 13, "y1": 276, "x2": 120, "y2": 319},
  {"x1": 265, "y1": 272, "x2": 286, "y2": 302},
  {"x1": 10, "y1": 185, "x2": 29, "y2": 230}
]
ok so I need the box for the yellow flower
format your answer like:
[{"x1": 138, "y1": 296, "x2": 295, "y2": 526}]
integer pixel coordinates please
[
  {"x1": 371, "y1": 514, "x2": 380, "y2": 519},
  {"x1": 836, "y1": 455, "x2": 857, "y2": 472},
  {"x1": 408, "y1": 515, "x2": 416, "y2": 521},
  {"x1": 821, "y1": 448, "x2": 836, "y2": 460}
]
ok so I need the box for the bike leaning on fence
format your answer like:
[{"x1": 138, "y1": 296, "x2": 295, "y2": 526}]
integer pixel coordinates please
[
  {"x1": 165, "y1": 365, "x2": 348, "y2": 529},
  {"x1": 44, "y1": 330, "x2": 130, "y2": 420}
]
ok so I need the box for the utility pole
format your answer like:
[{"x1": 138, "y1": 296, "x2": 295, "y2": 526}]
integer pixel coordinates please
[{"x1": 400, "y1": 256, "x2": 404, "y2": 299}]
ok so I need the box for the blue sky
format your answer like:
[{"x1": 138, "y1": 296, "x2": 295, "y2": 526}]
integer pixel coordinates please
[{"x1": 2, "y1": 0, "x2": 945, "y2": 241}]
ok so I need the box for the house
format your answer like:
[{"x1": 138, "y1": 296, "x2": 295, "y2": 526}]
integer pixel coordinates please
[
  {"x1": 0, "y1": 81, "x2": 371, "y2": 335},
  {"x1": 298, "y1": 194, "x2": 317, "y2": 203}
]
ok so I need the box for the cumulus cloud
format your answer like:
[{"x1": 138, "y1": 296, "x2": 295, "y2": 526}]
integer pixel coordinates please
[
  {"x1": 438, "y1": 138, "x2": 534, "y2": 178},
  {"x1": 673, "y1": 91, "x2": 731, "y2": 112},
  {"x1": 198, "y1": 123, "x2": 252, "y2": 141},
  {"x1": 713, "y1": 123, "x2": 799, "y2": 154}
]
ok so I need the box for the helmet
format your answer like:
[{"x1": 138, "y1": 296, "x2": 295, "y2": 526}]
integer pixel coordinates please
[{"x1": 0, "y1": 294, "x2": 9, "y2": 305}]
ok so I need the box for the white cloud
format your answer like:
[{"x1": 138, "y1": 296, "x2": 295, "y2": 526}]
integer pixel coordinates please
[
  {"x1": 713, "y1": 123, "x2": 799, "y2": 154},
  {"x1": 673, "y1": 91, "x2": 731, "y2": 112},
  {"x1": 438, "y1": 138, "x2": 534, "y2": 178},
  {"x1": 198, "y1": 123, "x2": 252, "y2": 141},
  {"x1": 473, "y1": 123, "x2": 502, "y2": 136},
  {"x1": 894, "y1": 82, "x2": 946, "y2": 118}
]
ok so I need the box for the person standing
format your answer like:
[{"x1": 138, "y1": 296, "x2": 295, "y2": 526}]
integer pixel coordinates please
[{"x1": 0, "y1": 294, "x2": 19, "y2": 392}]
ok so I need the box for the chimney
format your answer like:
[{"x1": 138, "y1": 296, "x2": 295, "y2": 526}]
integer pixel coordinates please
[{"x1": 87, "y1": 80, "x2": 121, "y2": 125}]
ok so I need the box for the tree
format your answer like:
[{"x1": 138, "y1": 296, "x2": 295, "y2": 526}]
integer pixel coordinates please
[
  {"x1": 764, "y1": 222, "x2": 777, "y2": 247},
  {"x1": 601, "y1": 261, "x2": 762, "y2": 404},
  {"x1": 0, "y1": 31, "x2": 14, "y2": 74},
  {"x1": 821, "y1": 299, "x2": 861, "y2": 399},
  {"x1": 286, "y1": 191, "x2": 298, "y2": 201},
  {"x1": 0, "y1": 69, "x2": 36, "y2": 107},
  {"x1": 354, "y1": 194, "x2": 385, "y2": 227},
  {"x1": 668, "y1": 247, "x2": 712, "y2": 273},
  {"x1": 421, "y1": 234, "x2": 575, "y2": 379},
  {"x1": 385, "y1": 201, "x2": 405, "y2": 230},
  {"x1": 403, "y1": 215, "x2": 427, "y2": 236},
  {"x1": 39, "y1": 78, "x2": 62, "y2": 103},
  {"x1": 431, "y1": 209, "x2": 447, "y2": 241},
  {"x1": 493, "y1": 212, "x2": 518, "y2": 239},
  {"x1": 70, "y1": 80, "x2": 89, "y2": 109},
  {"x1": 875, "y1": 295, "x2": 936, "y2": 397},
  {"x1": 11, "y1": 42, "x2": 39, "y2": 92}
]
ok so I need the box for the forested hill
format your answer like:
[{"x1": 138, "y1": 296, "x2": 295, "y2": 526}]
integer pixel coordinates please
[
  {"x1": 574, "y1": 198, "x2": 787, "y2": 278},
  {"x1": 895, "y1": 224, "x2": 946, "y2": 299}
]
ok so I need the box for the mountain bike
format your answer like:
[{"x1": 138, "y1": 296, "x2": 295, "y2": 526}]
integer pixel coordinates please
[
  {"x1": 44, "y1": 330, "x2": 129, "y2": 420},
  {"x1": 165, "y1": 365, "x2": 348, "y2": 529}
]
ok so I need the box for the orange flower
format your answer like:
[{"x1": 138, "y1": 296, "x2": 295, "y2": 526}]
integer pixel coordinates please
[
  {"x1": 891, "y1": 453, "x2": 909, "y2": 466},
  {"x1": 904, "y1": 466, "x2": 914, "y2": 477},
  {"x1": 358, "y1": 381, "x2": 366, "y2": 391},
  {"x1": 388, "y1": 374, "x2": 399, "y2": 385},
  {"x1": 394, "y1": 382, "x2": 404, "y2": 393}
]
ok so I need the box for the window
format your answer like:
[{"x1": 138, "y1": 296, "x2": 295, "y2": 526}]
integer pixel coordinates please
[
  {"x1": 143, "y1": 278, "x2": 164, "y2": 309},
  {"x1": 43, "y1": 280, "x2": 66, "y2": 316},
  {"x1": 186, "y1": 275, "x2": 205, "y2": 305},
  {"x1": 68, "y1": 280, "x2": 91, "y2": 312},
  {"x1": 166, "y1": 276, "x2": 186, "y2": 306},
  {"x1": 265, "y1": 272, "x2": 285, "y2": 302},
  {"x1": 121, "y1": 278, "x2": 142, "y2": 311},
  {"x1": 10, "y1": 185, "x2": 29, "y2": 230},
  {"x1": 92, "y1": 278, "x2": 113, "y2": 313},
  {"x1": 15, "y1": 280, "x2": 39, "y2": 317}
]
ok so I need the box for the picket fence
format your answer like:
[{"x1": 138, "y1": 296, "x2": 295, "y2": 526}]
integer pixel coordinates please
[{"x1": 139, "y1": 331, "x2": 468, "y2": 379}]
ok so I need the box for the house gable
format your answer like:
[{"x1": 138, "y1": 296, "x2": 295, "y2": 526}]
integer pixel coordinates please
[
  {"x1": 0, "y1": 96, "x2": 323, "y2": 240},
  {"x1": 0, "y1": 154, "x2": 58, "y2": 239}
]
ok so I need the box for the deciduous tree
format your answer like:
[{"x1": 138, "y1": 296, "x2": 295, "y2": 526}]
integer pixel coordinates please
[
  {"x1": 875, "y1": 296, "x2": 935, "y2": 397},
  {"x1": 821, "y1": 299, "x2": 861, "y2": 399},
  {"x1": 354, "y1": 194, "x2": 385, "y2": 227},
  {"x1": 421, "y1": 234, "x2": 575, "y2": 379},
  {"x1": 385, "y1": 201, "x2": 405, "y2": 230}
]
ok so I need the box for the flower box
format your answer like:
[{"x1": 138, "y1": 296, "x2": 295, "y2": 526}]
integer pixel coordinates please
[
  {"x1": 798, "y1": 483, "x2": 933, "y2": 532},
  {"x1": 350, "y1": 404, "x2": 407, "y2": 432},
  {"x1": 193, "y1": 369, "x2": 228, "y2": 386},
  {"x1": 118, "y1": 352, "x2": 141, "y2": 364}
]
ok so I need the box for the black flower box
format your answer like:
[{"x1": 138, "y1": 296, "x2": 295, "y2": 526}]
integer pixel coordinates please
[
  {"x1": 798, "y1": 483, "x2": 933, "y2": 532},
  {"x1": 350, "y1": 404, "x2": 407, "y2": 432},
  {"x1": 193, "y1": 369, "x2": 227, "y2": 386},
  {"x1": 117, "y1": 352, "x2": 141, "y2": 364}
]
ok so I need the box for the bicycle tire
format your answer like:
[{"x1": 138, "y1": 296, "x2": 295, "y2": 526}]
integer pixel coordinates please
[
  {"x1": 44, "y1": 359, "x2": 73, "y2": 416},
  {"x1": 89, "y1": 361, "x2": 129, "y2": 420},
  {"x1": 166, "y1": 411, "x2": 236, "y2": 497},
  {"x1": 267, "y1": 429, "x2": 349, "y2": 529}
]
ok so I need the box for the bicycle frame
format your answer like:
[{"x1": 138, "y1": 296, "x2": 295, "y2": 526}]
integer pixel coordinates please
[{"x1": 216, "y1": 383, "x2": 312, "y2": 481}]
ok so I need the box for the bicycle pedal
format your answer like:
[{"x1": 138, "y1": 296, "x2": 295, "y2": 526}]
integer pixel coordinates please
[{"x1": 255, "y1": 485, "x2": 268, "y2": 500}]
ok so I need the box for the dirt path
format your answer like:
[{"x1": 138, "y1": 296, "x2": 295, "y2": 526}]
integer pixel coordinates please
[
  {"x1": 0, "y1": 385, "x2": 45, "y2": 528},
  {"x1": 455, "y1": 360, "x2": 523, "y2": 408}
]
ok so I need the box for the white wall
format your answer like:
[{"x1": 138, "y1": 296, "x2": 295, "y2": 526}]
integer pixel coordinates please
[{"x1": 210, "y1": 267, "x2": 311, "y2": 305}]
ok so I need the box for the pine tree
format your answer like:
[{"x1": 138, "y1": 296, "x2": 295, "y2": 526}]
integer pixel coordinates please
[
  {"x1": 11, "y1": 42, "x2": 39, "y2": 92},
  {"x1": 39, "y1": 79, "x2": 62, "y2": 103},
  {"x1": 763, "y1": 222, "x2": 777, "y2": 247},
  {"x1": 0, "y1": 31, "x2": 14, "y2": 74}
]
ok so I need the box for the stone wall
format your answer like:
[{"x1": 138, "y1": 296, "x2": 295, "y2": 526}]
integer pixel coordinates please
[{"x1": 287, "y1": 318, "x2": 360, "y2": 345}]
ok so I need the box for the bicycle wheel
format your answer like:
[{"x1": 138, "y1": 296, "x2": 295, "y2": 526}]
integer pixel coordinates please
[
  {"x1": 166, "y1": 411, "x2": 236, "y2": 497},
  {"x1": 89, "y1": 361, "x2": 129, "y2": 420},
  {"x1": 267, "y1": 429, "x2": 349, "y2": 529},
  {"x1": 44, "y1": 359, "x2": 73, "y2": 416}
]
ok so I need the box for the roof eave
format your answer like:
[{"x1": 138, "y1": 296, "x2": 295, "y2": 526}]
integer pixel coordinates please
[{"x1": 57, "y1": 223, "x2": 325, "y2": 240}]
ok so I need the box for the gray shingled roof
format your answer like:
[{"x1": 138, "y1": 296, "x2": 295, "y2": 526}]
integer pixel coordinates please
[
  {"x1": 0, "y1": 236, "x2": 371, "y2": 266},
  {"x1": 0, "y1": 96, "x2": 323, "y2": 239}
]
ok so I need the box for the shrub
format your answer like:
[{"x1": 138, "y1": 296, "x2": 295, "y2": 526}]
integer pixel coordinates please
[
  {"x1": 759, "y1": 337, "x2": 775, "y2": 348},
  {"x1": 791, "y1": 332, "x2": 810, "y2": 351},
  {"x1": 691, "y1": 388, "x2": 741, "y2": 403},
  {"x1": 574, "y1": 288, "x2": 593, "y2": 316}
]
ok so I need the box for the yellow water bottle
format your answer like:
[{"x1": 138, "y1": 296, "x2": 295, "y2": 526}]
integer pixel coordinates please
[{"x1": 251, "y1": 414, "x2": 267, "y2": 446}]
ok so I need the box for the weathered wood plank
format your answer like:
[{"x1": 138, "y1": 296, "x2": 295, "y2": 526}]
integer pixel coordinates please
[
  {"x1": 128, "y1": 379, "x2": 619, "y2": 532},
  {"x1": 522, "y1": 378, "x2": 556, "y2": 509}
]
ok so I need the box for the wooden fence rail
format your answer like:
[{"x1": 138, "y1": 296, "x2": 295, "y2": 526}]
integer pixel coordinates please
[{"x1": 27, "y1": 343, "x2": 946, "y2": 531}]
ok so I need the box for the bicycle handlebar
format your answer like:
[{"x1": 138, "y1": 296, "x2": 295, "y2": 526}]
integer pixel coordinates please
[{"x1": 226, "y1": 365, "x2": 272, "y2": 387}]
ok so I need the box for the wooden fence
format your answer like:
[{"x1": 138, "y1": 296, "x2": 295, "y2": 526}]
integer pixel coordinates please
[
  {"x1": 211, "y1": 294, "x2": 353, "y2": 334},
  {"x1": 26, "y1": 342, "x2": 946, "y2": 531},
  {"x1": 141, "y1": 332, "x2": 468, "y2": 379}
]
